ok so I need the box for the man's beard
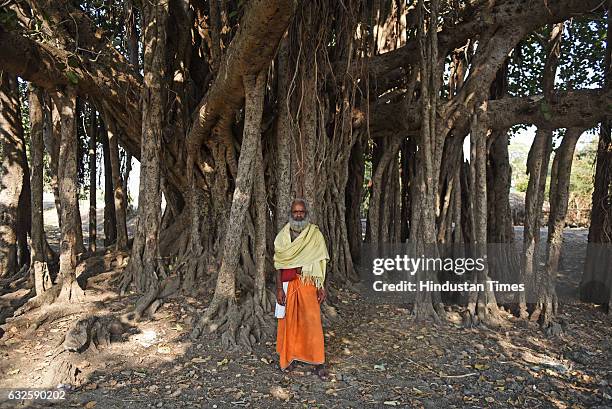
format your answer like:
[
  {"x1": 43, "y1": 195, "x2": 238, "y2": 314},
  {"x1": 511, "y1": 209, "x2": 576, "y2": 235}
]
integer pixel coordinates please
[{"x1": 289, "y1": 215, "x2": 310, "y2": 233}]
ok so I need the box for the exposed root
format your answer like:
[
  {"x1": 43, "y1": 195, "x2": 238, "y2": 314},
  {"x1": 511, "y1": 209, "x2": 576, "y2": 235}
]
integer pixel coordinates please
[
  {"x1": 413, "y1": 299, "x2": 443, "y2": 324},
  {"x1": 3, "y1": 301, "x2": 98, "y2": 338},
  {"x1": 191, "y1": 293, "x2": 275, "y2": 351},
  {"x1": 42, "y1": 314, "x2": 126, "y2": 388},
  {"x1": 531, "y1": 289, "x2": 559, "y2": 333},
  {"x1": 62, "y1": 314, "x2": 126, "y2": 353},
  {"x1": 12, "y1": 284, "x2": 61, "y2": 317},
  {"x1": 131, "y1": 286, "x2": 159, "y2": 321},
  {"x1": 463, "y1": 299, "x2": 504, "y2": 329},
  {"x1": 191, "y1": 296, "x2": 234, "y2": 340},
  {"x1": 0, "y1": 264, "x2": 30, "y2": 294},
  {"x1": 43, "y1": 350, "x2": 85, "y2": 387},
  {"x1": 57, "y1": 277, "x2": 86, "y2": 303}
]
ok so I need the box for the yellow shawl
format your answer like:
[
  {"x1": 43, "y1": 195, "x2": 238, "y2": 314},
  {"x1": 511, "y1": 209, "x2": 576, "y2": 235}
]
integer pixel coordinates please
[{"x1": 273, "y1": 223, "x2": 329, "y2": 289}]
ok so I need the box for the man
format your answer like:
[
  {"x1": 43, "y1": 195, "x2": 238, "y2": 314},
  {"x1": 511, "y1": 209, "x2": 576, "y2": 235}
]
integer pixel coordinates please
[{"x1": 275, "y1": 198, "x2": 330, "y2": 380}]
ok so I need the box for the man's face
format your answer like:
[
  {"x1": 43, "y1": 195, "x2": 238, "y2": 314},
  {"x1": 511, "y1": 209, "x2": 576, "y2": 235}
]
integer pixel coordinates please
[{"x1": 291, "y1": 203, "x2": 307, "y2": 221}]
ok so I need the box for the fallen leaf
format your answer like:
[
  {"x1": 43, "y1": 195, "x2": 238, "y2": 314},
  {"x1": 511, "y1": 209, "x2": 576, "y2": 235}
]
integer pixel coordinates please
[
  {"x1": 270, "y1": 386, "x2": 291, "y2": 401},
  {"x1": 374, "y1": 364, "x2": 386, "y2": 371}
]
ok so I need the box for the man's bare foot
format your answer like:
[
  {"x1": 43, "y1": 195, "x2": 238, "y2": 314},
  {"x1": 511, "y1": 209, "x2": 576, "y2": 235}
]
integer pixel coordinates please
[{"x1": 313, "y1": 364, "x2": 329, "y2": 381}]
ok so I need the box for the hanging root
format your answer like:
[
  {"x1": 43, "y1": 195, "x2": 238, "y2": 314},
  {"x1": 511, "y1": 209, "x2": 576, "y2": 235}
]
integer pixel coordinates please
[{"x1": 191, "y1": 291, "x2": 276, "y2": 351}]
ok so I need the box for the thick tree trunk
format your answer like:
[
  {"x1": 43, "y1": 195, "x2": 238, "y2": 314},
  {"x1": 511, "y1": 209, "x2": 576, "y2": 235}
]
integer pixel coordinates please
[
  {"x1": 534, "y1": 127, "x2": 583, "y2": 327},
  {"x1": 465, "y1": 105, "x2": 501, "y2": 327},
  {"x1": 121, "y1": 0, "x2": 169, "y2": 319},
  {"x1": 485, "y1": 63, "x2": 520, "y2": 289},
  {"x1": 520, "y1": 126, "x2": 553, "y2": 317},
  {"x1": 48, "y1": 95, "x2": 86, "y2": 255},
  {"x1": 519, "y1": 23, "x2": 563, "y2": 319},
  {"x1": 191, "y1": 72, "x2": 267, "y2": 348},
  {"x1": 88, "y1": 107, "x2": 97, "y2": 253},
  {"x1": 28, "y1": 85, "x2": 53, "y2": 295},
  {"x1": 100, "y1": 124, "x2": 117, "y2": 246},
  {"x1": 52, "y1": 88, "x2": 85, "y2": 302},
  {"x1": 0, "y1": 74, "x2": 28, "y2": 277},
  {"x1": 410, "y1": 0, "x2": 444, "y2": 321}
]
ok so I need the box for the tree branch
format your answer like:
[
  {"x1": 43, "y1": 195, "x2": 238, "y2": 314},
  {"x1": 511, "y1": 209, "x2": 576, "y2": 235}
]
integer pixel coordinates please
[
  {"x1": 367, "y1": 0, "x2": 605, "y2": 93},
  {"x1": 185, "y1": 0, "x2": 297, "y2": 181},
  {"x1": 372, "y1": 88, "x2": 611, "y2": 135},
  {"x1": 486, "y1": 88, "x2": 612, "y2": 130},
  {"x1": 0, "y1": 26, "x2": 142, "y2": 157}
]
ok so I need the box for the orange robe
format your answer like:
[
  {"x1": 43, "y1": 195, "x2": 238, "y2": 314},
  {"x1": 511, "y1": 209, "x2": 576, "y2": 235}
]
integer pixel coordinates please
[{"x1": 276, "y1": 277, "x2": 325, "y2": 369}]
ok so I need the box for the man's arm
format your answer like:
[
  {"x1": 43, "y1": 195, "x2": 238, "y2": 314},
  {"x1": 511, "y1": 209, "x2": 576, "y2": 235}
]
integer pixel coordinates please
[{"x1": 276, "y1": 270, "x2": 286, "y2": 306}]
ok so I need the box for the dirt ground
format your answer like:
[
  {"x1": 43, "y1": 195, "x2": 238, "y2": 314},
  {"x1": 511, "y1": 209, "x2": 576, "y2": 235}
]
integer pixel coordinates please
[{"x1": 0, "y1": 228, "x2": 611, "y2": 409}]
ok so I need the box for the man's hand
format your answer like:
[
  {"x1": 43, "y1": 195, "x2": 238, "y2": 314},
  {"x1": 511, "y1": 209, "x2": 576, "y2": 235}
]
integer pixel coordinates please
[
  {"x1": 276, "y1": 287, "x2": 286, "y2": 306},
  {"x1": 317, "y1": 287, "x2": 326, "y2": 304}
]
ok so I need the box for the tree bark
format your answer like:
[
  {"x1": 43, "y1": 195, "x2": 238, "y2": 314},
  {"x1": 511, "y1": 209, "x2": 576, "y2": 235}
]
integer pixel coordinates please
[
  {"x1": 273, "y1": 37, "x2": 293, "y2": 233},
  {"x1": 48, "y1": 95, "x2": 85, "y2": 255},
  {"x1": 535, "y1": 127, "x2": 583, "y2": 326},
  {"x1": 0, "y1": 74, "x2": 28, "y2": 277},
  {"x1": 465, "y1": 104, "x2": 501, "y2": 327},
  {"x1": 410, "y1": 0, "x2": 445, "y2": 321},
  {"x1": 121, "y1": 0, "x2": 169, "y2": 320},
  {"x1": 519, "y1": 22, "x2": 564, "y2": 319},
  {"x1": 28, "y1": 84, "x2": 53, "y2": 295},
  {"x1": 191, "y1": 71, "x2": 267, "y2": 345},
  {"x1": 52, "y1": 87, "x2": 85, "y2": 302},
  {"x1": 47, "y1": 98, "x2": 62, "y2": 223}
]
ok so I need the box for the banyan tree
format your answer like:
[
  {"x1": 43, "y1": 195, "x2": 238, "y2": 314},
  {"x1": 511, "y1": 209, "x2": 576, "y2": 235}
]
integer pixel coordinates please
[{"x1": 0, "y1": 0, "x2": 610, "y2": 353}]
